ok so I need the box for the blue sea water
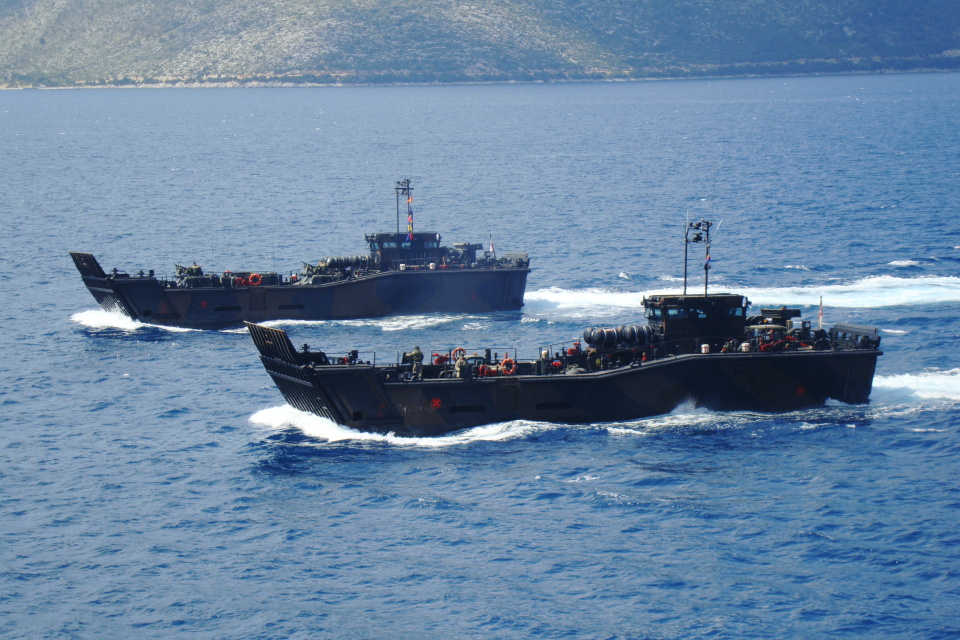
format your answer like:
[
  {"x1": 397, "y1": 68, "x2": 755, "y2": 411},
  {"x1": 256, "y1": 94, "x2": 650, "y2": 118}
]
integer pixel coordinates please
[{"x1": 2, "y1": 73, "x2": 960, "y2": 639}]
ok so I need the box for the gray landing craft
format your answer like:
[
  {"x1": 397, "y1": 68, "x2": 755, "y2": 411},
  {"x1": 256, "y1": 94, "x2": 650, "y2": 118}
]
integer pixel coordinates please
[
  {"x1": 247, "y1": 219, "x2": 882, "y2": 437},
  {"x1": 70, "y1": 180, "x2": 530, "y2": 328}
]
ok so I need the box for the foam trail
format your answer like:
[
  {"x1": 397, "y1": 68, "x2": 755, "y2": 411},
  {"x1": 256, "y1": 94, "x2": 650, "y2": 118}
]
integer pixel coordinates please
[
  {"x1": 342, "y1": 314, "x2": 476, "y2": 332},
  {"x1": 526, "y1": 275, "x2": 960, "y2": 313},
  {"x1": 524, "y1": 287, "x2": 648, "y2": 319},
  {"x1": 250, "y1": 405, "x2": 542, "y2": 446},
  {"x1": 872, "y1": 369, "x2": 960, "y2": 402},
  {"x1": 71, "y1": 309, "x2": 196, "y2": 332},
  {"x1": 250, "y1": 314, "x2": 473, "y2": 332},
  {"x1": 741, "y1": 276, "x2": 960, "y2": 308},
  {"x1": 888, "y1": 260, "x2": 921, "y2": 267},
  {"x1": 607, "y1": 404, "x2": 726, "y2": 435}
]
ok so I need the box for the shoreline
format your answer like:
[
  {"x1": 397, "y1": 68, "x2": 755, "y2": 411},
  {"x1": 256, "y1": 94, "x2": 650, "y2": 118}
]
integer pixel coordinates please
[{"x1": 3, "y1": 66, "x2": 959, "y2": 91}]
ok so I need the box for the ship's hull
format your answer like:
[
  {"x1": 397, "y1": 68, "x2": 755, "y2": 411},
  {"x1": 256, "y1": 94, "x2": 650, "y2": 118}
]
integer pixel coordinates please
[
  {"x1": 71, "y1": 253, "x2": 528, "y2": 328},
  {"x1": 248, "y1": 324, "x2": 881, "y2": 437}
]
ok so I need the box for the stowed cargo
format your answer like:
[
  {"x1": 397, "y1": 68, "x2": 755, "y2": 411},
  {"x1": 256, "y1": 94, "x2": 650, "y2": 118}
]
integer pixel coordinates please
[
  {"x1": 582, "y1": 324, "x2": 656, "y2": 349},
  {"x1": 830, "y1": 323, "x2": 882, "y2": 349}
]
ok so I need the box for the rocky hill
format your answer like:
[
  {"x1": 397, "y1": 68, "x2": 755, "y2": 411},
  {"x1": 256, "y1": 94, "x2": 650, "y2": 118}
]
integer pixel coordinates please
[{"x1": 1, "y1": 0, "x2": 958, "y2": 87}]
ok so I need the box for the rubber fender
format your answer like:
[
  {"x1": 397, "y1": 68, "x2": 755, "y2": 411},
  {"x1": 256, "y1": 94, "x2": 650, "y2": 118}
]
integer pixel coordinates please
[
  {"x1": 602, "y1": 328, "x2": 620, "y2": 348},
  {"x1": 583, "y1": 327, "x2": 596, "y2": 343}
]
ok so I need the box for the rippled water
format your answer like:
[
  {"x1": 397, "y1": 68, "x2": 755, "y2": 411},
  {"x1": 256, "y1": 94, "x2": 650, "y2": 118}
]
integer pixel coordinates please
[{"x1": 3, "y1": 74, "x2": 960, "y2": 639}]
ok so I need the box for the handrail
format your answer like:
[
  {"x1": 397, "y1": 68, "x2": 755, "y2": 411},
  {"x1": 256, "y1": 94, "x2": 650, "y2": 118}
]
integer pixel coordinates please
[{"x1": 302, "y1": 328, "x2": 881, "y2": 372}]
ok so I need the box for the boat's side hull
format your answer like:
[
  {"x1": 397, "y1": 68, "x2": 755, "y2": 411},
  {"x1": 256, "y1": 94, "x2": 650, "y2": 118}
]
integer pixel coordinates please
[
  {"x1": 71, "y1": 253, "x2": 528, "y2": 327},
  {"x1": 248, "y1": 322, "x2": 881, "y2": 437},
  {"x1": 379, "y1": 350, "x2": 880, "y2": 436}
]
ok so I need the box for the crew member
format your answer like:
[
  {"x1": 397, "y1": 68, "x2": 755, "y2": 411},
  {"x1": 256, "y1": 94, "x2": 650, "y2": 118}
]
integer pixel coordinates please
[
  {"x1": 406, "y1": 345, "x2": 424, "y2": 380},
  {"x1": 186, "y1": 262, "x2": 203, "y2": 276},
  {"x1": 455, "y1": 352, "x2": 470, "y2": 379}
]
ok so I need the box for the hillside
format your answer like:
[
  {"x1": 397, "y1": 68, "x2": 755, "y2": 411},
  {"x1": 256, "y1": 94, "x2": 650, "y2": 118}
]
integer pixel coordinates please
[{"x1": 1, "y1": 0, "x2": 958, "y2": 87}]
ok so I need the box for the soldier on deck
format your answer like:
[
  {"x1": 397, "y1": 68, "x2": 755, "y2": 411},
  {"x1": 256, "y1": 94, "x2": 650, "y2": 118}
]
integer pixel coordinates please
[
  {"x1": 406, "y1": 345, "x2": 424, "y2": 380},
  {"x1": 455, "y1": 352, "x2": 471, "y2": 379}
]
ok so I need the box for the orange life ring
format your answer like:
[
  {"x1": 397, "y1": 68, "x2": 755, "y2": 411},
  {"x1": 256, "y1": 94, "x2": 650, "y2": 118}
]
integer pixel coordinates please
[
  {"x1": 248, "y1": 273, "x2": 263, "y2": 286},
  {"x1": 452, "y1": 347, "x2": 466, "y2": 360},
  {"x1": 500, "y1": 358, "x2": 516, "y2": 375}
]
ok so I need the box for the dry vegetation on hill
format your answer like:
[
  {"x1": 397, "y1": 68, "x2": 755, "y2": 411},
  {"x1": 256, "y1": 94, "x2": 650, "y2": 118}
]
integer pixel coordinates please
[{"x1": 1, "y1": 0, "x2": 957, "y2": 87}]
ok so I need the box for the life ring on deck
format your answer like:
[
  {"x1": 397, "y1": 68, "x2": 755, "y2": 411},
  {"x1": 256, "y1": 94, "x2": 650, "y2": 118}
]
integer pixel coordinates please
[
  {"x1": 500, "y1": 358, "x2": 517, "y2": 375},
  {"x1": 248, "y1": 273, "x2": 263, "y2": 286},
  {"x1": 452, "y1": 347, "x2": 466, "y2": 360}
]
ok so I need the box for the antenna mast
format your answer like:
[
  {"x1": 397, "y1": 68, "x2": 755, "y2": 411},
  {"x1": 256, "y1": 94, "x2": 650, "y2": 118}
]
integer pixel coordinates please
[
  {"x1": 683, "y1": 218, "x2": 713, "y2": 296},
  {"x1": 395, "y1": 179, "x2": 413, "y2": 235}
]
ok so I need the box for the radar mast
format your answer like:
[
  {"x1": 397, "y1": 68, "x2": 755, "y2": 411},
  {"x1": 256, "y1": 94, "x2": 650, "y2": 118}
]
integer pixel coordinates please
[
  {"x1": 683, "y1": 218, "x2": 712, "y2": 296},
  {"x1": 395, "y1": 179, "x2": 413, "y2": 236}
]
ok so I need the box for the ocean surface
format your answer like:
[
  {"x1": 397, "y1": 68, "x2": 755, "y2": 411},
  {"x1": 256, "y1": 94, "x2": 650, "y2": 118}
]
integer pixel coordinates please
[{"x1": 3, "y1": 73, "x2": 960, "y2": 639}]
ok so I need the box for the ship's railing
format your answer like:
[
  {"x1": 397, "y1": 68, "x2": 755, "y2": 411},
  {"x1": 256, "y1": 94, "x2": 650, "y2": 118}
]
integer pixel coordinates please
[
  {"x1": 140, "y1": 258, "x2": 528, "y2": 288},
  {"x1": 405, "y1": 347, "x2": 520, "y2": 369},
  {"x1": 559, "y1": 327, "x2": 880, "y2": 372},
  {"x1": 385, "y1": 259, "x2": 526, "y2": 271},
  {"x1": 300, "y1": 346, "x2": 519, "y2": 368},
  {"x1": 295, "y1": 324, "x2": 882, "y2": 381},
  {"x1": 630, "y1": 330, "x2": 879, "y2": 360},
  {"x1": 295, "y1": 258, "x2": 515, "y2": 283},
  {"x1": 300, "y1": 345, "x2": 530, "y2": 381},
  {"x1": 117, "y1": 266, "x2": 358, "y2": 285},
  {"x1": 155, "y1": 271, "x2": 295, "y2": 288}
]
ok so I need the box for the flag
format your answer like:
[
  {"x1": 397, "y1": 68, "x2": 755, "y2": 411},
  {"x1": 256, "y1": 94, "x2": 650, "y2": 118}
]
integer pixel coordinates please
[
  {"x1": 704, "y1": 253, "x2": 711, "y2": 270},
  {"x1": 406, "y1": 196, "x2": 414, "y2": 241},
  {"x1": 818, "y1": 296, "x2": 823, "y2": 329}
]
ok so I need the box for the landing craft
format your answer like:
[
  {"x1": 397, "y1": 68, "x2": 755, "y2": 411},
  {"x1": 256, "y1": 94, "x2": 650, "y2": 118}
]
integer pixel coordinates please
[
  {"x1": 246, "y1": 218, "x2": 882, "y2": 437},
  {"x1": 70, "y1": 180, "x2": 529, "y2": 328}
]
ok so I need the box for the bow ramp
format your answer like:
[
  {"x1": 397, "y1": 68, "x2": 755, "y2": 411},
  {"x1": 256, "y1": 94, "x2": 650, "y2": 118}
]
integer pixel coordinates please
[{"x1": 245, "y1": 322, "x2": 403, "y2": 430}]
